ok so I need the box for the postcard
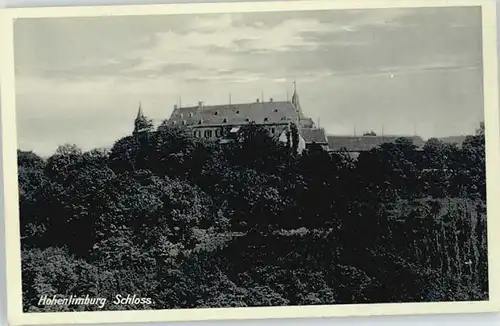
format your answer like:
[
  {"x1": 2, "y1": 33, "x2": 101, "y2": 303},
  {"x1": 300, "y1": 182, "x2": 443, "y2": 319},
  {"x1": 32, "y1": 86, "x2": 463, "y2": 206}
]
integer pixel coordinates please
[{"x1": 1, "y1": 0, "x2": 499, "y2": 325}]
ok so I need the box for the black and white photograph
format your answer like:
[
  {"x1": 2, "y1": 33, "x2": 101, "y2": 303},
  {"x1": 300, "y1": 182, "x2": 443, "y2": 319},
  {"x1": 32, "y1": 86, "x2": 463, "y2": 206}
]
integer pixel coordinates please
[{"x1": 2, "y1": 0, "x2": 500, "y2": 324}]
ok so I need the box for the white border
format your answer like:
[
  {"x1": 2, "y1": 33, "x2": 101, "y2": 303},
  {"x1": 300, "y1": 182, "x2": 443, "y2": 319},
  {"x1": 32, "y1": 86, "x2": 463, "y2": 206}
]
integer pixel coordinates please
[{"x1": 1, "y1": 0, "x2": 499, "y2": 325}]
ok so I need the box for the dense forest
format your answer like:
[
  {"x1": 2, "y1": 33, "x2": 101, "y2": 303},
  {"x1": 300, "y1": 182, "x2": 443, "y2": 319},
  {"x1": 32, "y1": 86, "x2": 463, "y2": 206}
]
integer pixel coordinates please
[{"x1": 18, "y1": 119, "x2": 487, "y2": 312}]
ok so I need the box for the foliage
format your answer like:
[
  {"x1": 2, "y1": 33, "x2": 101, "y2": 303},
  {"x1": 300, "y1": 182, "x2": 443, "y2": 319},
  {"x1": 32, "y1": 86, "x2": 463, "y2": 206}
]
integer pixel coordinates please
[{"x1": 19, "y1": 121, "x2": 487, "y2": 311}]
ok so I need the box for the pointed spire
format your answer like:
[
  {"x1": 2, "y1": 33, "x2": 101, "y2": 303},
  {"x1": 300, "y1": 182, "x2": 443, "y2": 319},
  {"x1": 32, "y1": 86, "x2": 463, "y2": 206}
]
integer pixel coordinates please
[
  {"x1": 292, "y1": 81, "x2": 299, "y2": 101},
  {"x1": 136, "y1": 101, "x2": 144, "y2": 120},
  {"x1": 291, "y1": 80, "x2": 301, "y2": 113}
]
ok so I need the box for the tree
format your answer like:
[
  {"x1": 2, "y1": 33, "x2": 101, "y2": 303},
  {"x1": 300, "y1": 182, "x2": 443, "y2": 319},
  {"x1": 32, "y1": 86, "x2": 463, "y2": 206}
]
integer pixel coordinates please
[
  {"x1": 18, "y1": 151, "x2": 49, "y2": 246},
  {"x1": 475, "y1": 121, "x2": 485, "y2": 136},
  {"x1": 152, "y1": 125, "x2": 200, "y2": 177},
  {"x1": 18, "y1": 115, "x2": 489, "y2": 312},
  {"x1": 18, "y1": 150, "x2": 45, "y2": 171},
  {"x1": 22, "y1": 247, "x2": 109, "y2": 311},
  {"x1": 229, "y1": 123, "x2": 289, "y2": 173},
  {"x1": 421, "y1": 138, "x2": 460, "y2": 197},
  {"x1": 133, "y1": 115, "x2": 154, "y2": 135},
  {"x1": 460, "y1": 130, "x2": 485, "y2": 199},
  {"x1": 356, "y1": 137, "x2": 420, "y2": 200},
  {"x1": 45, "y1": 144, "x2": 83, "y2": 182},
  {"x1": 108, "y1": 136, "x2": 141, "y2": 173}
]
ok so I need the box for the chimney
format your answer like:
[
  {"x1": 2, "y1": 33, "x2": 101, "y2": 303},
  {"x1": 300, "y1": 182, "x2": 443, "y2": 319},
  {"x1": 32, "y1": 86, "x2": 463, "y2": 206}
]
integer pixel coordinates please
[
  {"x1": 269, "y1": 98, "x2": 274, "y2": 103},
  {"x1": 198, "y1": 101, "x2": 204, "y2": 110},
  {"x1": 256, "y1": 98, "x2": 260, "y2": 103},
  {"x1": 174, "y1": 104, "x2": 178, "y2": 110}
]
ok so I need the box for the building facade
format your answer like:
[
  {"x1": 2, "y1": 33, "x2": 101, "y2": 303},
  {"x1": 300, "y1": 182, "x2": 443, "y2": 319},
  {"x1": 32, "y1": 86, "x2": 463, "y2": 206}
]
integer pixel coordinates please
[{"x1": 133, "y1": 83, "x2": 425, "y2": 156}]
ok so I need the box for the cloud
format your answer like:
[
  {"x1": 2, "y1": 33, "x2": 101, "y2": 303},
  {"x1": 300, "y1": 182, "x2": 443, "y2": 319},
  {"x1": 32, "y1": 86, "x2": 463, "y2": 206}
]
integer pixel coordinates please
[
  {"x1": 118, "y1": 7, "x2": 479, "y2": 84},
  {"x1": 14, "y1": 7, "x2": 477, "y2": 84},
  {"x1": 119, "y1": 12, "x2": 390, "y2": 81},
  {"x1": 13, "y1": 7, "x2": 484, "y2": 156},
  {"x1": 123, "y1": 15, "x2": 340, "y2": 79}
]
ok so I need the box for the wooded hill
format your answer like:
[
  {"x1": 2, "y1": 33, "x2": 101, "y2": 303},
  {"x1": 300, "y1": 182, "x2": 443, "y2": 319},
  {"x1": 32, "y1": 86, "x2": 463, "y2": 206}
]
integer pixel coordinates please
[{"x1": 18, "y1": 121, "x2": 487, "y2": 311}]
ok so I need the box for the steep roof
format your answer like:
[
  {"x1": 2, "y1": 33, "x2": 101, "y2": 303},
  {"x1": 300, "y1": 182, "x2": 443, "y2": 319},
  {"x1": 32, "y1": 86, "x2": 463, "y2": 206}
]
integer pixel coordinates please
[
  {"x1": 327, "y1": 135, "x2": 426, "y2": 152},
  {"x1": 168, "y1": 100, "x2": 299, "y2": 127},
  {"x1": 300, "y1": 128, "x2": 328, "y2": 144}
]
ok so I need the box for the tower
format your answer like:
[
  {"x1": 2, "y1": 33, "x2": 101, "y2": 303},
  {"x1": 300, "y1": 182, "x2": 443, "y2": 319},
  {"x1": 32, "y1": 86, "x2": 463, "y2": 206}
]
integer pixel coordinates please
[
  {"x1": 133, "y1": 102, "x2": 153, "y2": 135},
  {"x1": 291, "y1": 80, "x2": 301, "y2": 112},
  {"x1": 291, "y1": 80, "x2": 306, "y2": 121},
  {"x1": 135, "y1": 102, "x2": 144, "y2": 120},
  {"x1": 291, "y1": 80, "x2": 310, "y2": 128}
]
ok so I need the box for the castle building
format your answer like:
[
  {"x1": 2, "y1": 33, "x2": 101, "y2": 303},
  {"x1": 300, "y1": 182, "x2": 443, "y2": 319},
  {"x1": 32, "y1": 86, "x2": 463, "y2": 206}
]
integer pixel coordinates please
[
  {"x1": 164, "y1": 82, "x2": 328, "y2": 153},
  {"x1": 133, "y1": 82, "x2": 424, "y2": 156}
]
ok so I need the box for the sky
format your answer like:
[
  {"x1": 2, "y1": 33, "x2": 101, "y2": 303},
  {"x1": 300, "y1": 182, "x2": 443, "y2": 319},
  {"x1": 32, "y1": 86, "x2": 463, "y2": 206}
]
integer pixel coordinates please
[{"x1": 14, "y1": 6, "x2": 484, "y2": 156}]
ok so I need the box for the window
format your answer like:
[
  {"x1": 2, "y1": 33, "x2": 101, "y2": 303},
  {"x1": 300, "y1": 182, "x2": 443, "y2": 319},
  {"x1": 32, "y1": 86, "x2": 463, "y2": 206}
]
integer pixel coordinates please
[
  {"x1": 245, "y1": 118, "x2": 250, "y2": 122},
  {"x1": 182, "y1": 120, "x2": 186, "y2": 125},
  {"x1": 198, "y1": 120, "x2": 203, "y2": 124},
  {"x1": 215, "y1": 129, "x2": 221, "y2": 137},
  {"x1": 223, "y1": 118, "x2": 227, "y2": 123},
  {"x1": 196, "y1": 130, "x2": 201, "y2": 138},
  {"x1": 204, "y1": 130, "x2": 213, "y2": 138},
  {"x1": 236, "y1": 110, "x2": 240, "y2": 114},
  {"x1": 193, "y1": 131, "x2": 197, "y2": 137},
  {"x1": 264, "y1": 117, "x2": 269, "y2": 122},
  {"x1": 274, "y1": 108, "x2": 278, "y2": 112},
  {"x1": 189, "y1": 112, "x2": 193, "y2": 117},
  {"x1": 271, "y1": 127, "x2": 275, "y2": 134},
  {"x1": 214, "y1": 111, "x2": 219, "y2": 115}
]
